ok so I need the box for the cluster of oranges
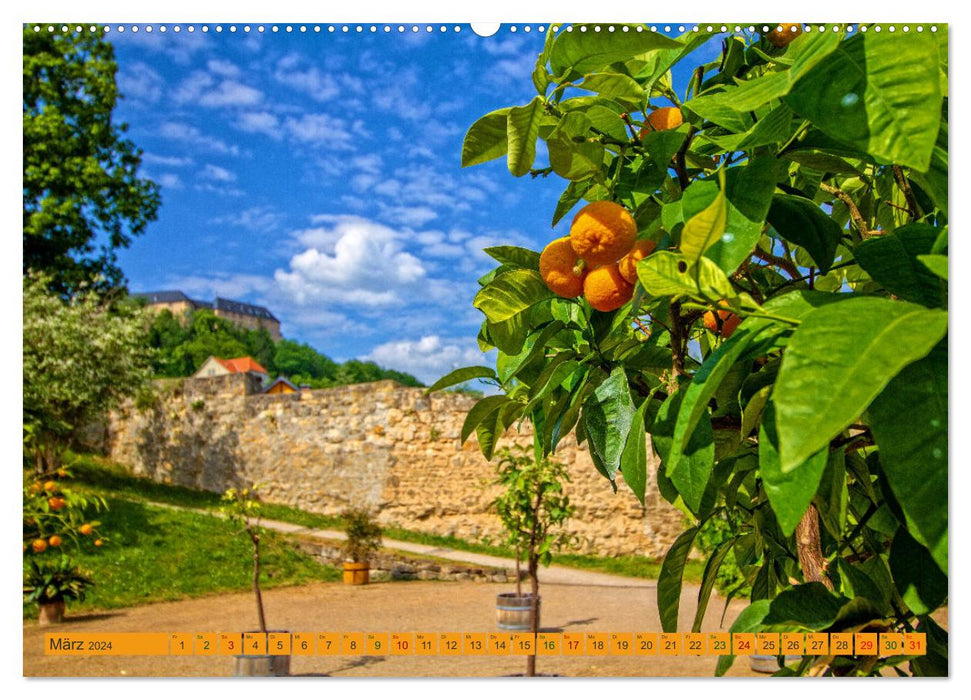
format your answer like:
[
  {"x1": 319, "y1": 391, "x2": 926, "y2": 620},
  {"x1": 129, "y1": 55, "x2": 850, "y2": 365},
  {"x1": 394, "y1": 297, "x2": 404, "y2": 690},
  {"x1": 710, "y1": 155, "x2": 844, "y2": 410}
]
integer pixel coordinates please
[
  {"x1": 540, "y1": 200, "x2": 655, "y2": 312},
  {"x1": 25, "y1": 476, "x2": 103, "y2": 552},
  {"x1": 539, "y1": 107, "x2": 688, "y2": 313}
]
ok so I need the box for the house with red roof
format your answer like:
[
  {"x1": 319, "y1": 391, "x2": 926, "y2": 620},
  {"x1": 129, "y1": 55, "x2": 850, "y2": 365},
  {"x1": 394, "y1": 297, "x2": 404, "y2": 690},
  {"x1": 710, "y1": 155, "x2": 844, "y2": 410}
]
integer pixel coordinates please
[{"x1": 193, "y1": 356, "x2": 270, "y2": 387}]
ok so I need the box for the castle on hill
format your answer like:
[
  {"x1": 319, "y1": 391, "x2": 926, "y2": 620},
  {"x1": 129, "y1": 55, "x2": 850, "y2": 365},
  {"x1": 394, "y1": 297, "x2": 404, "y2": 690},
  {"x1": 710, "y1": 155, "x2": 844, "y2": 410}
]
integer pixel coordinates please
[{"x1": 133, "y1": 290, "x2": 281, "y2": 341}]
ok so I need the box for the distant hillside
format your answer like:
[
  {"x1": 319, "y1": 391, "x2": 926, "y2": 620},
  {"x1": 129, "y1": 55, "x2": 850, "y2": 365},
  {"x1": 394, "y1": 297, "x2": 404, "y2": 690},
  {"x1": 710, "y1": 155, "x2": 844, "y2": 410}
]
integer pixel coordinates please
[{"x1": 146, "y1": 307, "x2": 423, "y2": 388}]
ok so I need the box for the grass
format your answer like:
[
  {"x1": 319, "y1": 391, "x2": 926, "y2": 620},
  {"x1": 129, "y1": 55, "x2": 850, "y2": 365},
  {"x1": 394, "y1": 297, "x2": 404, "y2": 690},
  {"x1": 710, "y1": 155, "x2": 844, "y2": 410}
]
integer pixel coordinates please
[
  {"x1": 24, "y1": 495, "x2": 340, "y2": 620},
  {"x1": 65, "y1": 453, "x2": 703, "y2": 584}
]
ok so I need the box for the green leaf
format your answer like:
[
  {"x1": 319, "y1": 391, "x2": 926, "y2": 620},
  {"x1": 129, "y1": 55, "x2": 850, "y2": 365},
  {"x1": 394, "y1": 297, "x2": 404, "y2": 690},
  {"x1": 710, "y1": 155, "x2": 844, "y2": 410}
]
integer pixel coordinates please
[
  {"x1": 619, "y1": 398, "x2": 649, "y2": 504},
  {"x1": 640, "y1": 125, "x2": 689, "y2": 170},
  {"x1": 889, "y1": 528, "x2": 947, "y2": 616},
  {"x1": 547, "y1": 112, "x2": 605, "y2": 181},
  {"x1": 813, "y1": 450, "x2": 849, "y2": 540},
  {"x1": 497, "y1": 320, "x2": 566, "y2": 385},
  {"x1": 548, "y1": 25, "x2": 681, "y2": 80},
  {"x1": 766, "y1": 194, "x2": 842, "y2": 274},
  {"x1": 918, "y1": 254, "x2": 948, "y2": 281},
  {"x1": 652, "y1": 387, "x2": 715, "y2": 514},
  {"x1": 657, "y1": 526, "x2": 698, "y2": 633},
  {"x1": 461, "y1": 395, "x2": 511, "y2": 444},
  {"x1": 692, "y1": 537, "x2": 735, "y2": 632},
  {"x1": 461, "y1": 107, "x2": 511, "y2": 167},
  {"x1": 854, "y1": 224, "x2": 945, "y2": 307},
  {"x1": 486, "y1": 313, "x2": 530, "y2": 355},
  {"x1": 483, "y1": 245, "x2": 541, "y2": 270},
  {"x1": 578, "y1": 72, "x2": 645, "y2": 104},
  {"x1": 762, "y1": 582, "x2": 847, "y2": 630},
  {"x1": 774, "y1": 297, "x2": 948, "y2": 472},
  {"x1": 704, "y1": 104, "x2": 794, "y2": 151},
  {"x1": 868, "y1": 342, "x2": 948, "y2": 573},
  {"x1": 637, "y1": 251, "x2": 735, "y2": 302},
  {"x1": 784, "y1": 32, "x2": 942, "y2": 170},
  {"x1": 759, "y1": 402, "x2": 829, "y2": 536},
  {"x1": 582, "y1": 367, "x2": 635, "y2": 483},
  {"x1": 473, "y1": 269, "x2": 553, "y2": 324},
  {"x1": 506, "y1": 97, "x2": 545, "y2": 177},
  {"x1": 425, "y1": 366, "x2": 496, "y2": 394},
  {"x1": 687, "y1": 31, "x2": 843, "y2": 118},
  {"x1": 910, "y1": 112, "x2": 948, "y2": 216},
  {"x1": 668, "y1": 318, "x2": 784, "y2": 470},
  {"x1": 680, "y1": 180, "x2": 727, "y2": 265},
  {"x1": 476, "y1": 402, "x2": 522, "y2": 461},
  {"x1": 551, "y1": 180, "x2": 593, "y2": 226}
]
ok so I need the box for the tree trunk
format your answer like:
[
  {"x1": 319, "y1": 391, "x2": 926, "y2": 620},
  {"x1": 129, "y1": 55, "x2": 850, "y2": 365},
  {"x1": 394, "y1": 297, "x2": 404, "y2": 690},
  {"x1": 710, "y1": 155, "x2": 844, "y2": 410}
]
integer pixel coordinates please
[
  {"x1": 250, "y1": 529, "x2": 267, "y2": 632},
  {"x1": 526, "y1": 554, "x2": 539, "y2": 677},
  {"x1": 796, "y1": 505, "x2": 832, "y2": 590},
  {"x1": 515, "y1": 547, "x2": 522, "y2": 598}
]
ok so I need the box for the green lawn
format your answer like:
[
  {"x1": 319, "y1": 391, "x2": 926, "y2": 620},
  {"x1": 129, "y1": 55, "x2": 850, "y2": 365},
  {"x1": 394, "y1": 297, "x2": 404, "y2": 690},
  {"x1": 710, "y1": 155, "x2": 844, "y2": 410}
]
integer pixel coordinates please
[
  {"x1": 23, "y1": 495, "x2": 339, "y2": 619},
  {"x1": 64, "y1": 453, "x2": 703, "y2": 584}
]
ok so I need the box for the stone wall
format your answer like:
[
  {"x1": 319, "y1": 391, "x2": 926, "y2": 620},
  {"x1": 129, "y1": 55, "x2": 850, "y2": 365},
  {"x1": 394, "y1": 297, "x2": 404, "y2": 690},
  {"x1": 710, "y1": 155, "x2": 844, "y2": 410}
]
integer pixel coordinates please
[{"x1": 106, "y1": 375, "x2": 687, "y2": 558}]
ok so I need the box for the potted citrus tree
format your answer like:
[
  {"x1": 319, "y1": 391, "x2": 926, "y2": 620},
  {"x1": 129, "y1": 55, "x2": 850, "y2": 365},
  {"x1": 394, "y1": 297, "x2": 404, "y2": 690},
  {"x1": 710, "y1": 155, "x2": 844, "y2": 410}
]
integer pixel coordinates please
[
  {"x1": 23, "y1": 555, "x2": 93, "y2": 625},
  {"x1": 222, "y1": 485, "x2": 290, "y2": 677},
  {"x1": 341, "y1": 508, "x2": 382, "y2": 585},
  {"x1": 492, "y1": 445, "x2": 573, "y2": 677}
]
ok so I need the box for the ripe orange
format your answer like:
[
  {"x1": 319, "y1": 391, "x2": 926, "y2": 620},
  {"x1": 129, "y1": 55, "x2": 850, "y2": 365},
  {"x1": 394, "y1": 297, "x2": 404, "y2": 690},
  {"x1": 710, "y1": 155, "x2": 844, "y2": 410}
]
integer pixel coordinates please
[
  {"x1": 644, "y1": 106, "x2": 683, "y2": 133},
  {"x1": 32, "y1": 538, "x2": 47, "y2": 553},
  {"x1": 43, "y1": 480, "x2": 57, "y2": 493},
  {"x1": 618, "y1": 239, "x2": 657, "y2": 284},
  {"x1": 79, "y1": 524, "x2": 93, "y2": 536},
  {"x1": 703, "y1": 302, "x2": 742, "y2": 339},
  {"x1": 765, "y1": 23, "x2": 803, "y2": 48},
  {"x1": 48, "y1": 497, "x2": 66, "y2": 511},
  {"x1": 94, "y1": 539, "x2": 104, "y2": 547},
  {"x1": 29, "y1": 482, "x2": 42, "y2": 494},
  {"x1": 584, "y1": 264, "x2": 635, "y2": 312},
  {"x1": 539, "y1": 237, "x2": 586, "y2": 298},
  {"x1": 48, "y1": 535, "x2": 62, "y2": 547},
  {"x1": 570, "y1": 201, "x2": 638, "y2": 266}
]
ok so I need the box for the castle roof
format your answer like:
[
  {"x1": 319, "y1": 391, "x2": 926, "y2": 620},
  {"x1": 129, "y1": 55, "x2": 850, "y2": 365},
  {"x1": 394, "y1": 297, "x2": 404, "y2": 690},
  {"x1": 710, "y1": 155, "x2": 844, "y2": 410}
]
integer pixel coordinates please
[
  {"x1": 133, "y1": 290, "x2": 196, "y2": 305},
  {"x1": 215, "y1": 297, "x2": 279, "y2": 322}
]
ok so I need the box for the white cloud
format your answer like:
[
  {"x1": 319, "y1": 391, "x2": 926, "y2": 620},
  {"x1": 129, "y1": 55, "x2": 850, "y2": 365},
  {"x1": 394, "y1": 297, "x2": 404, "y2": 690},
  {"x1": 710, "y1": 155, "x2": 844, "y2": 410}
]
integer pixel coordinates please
[
  {"x1": 236, "y1": 111, "x2": 282, "y2": 139},
  {"x1": 157, "y1": 122, "x2": 242, "y2": 156},
  {"x1": 174, "y1": 71, "x2": 263, "y2": 108},
  {"x1": 142, "y1": 153, "x2": 194, "y2": 167},
  {"x1": 211, "y1": 206, "x2": 286, "y2": 232},
  {"x1": 200, "y1": 164, "x2": 237, "y2": 183},
  {"x1": 283, "y1": 113, "x2": 355, "y2": 148},
  {"x1": 363, "y1": 335, "x2": 490, "y2": 385},
  {"x1": 156, "y1": 173, "x2": 184, "y2": 190},
  {"x1": 118, "y1": 61, "x2": 164, "y2": 103},
  {"x1": 207, "y1": 58, "x2": 241, "y2": 78},
  {"x1": 274, "y1": 216, "x2": 430, "y2": 308}
]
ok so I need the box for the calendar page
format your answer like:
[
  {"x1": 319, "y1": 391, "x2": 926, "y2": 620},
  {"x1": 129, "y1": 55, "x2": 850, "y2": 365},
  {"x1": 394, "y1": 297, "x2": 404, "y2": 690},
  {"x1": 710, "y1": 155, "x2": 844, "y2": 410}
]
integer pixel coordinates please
[{"x1": 21, "y1": 18, "x2": 948, "y2": 683}]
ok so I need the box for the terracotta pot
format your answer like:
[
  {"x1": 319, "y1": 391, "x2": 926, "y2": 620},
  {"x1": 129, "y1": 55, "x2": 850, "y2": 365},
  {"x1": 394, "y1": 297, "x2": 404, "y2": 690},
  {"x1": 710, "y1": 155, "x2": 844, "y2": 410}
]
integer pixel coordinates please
[
  {"x1": 343, "y1": 562, "x2": 370, "y2": 585},
  {"x1": 38, "y1": 600, "x2": 65, "y2": 626}
]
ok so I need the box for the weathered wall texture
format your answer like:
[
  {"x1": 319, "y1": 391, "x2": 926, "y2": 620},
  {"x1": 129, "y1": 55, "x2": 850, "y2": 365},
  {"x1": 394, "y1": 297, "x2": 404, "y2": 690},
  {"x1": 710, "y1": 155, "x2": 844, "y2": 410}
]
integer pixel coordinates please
[{"x1": 107, "y1": 375, "x2": 687, "y2": 558}]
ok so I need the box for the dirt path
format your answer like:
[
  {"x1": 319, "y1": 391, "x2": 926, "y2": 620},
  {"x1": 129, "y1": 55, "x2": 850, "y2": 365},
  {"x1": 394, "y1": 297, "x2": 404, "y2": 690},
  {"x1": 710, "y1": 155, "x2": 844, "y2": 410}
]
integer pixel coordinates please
[{"x1": 24, "y1": 579, "x2": 763, "y2": 678}]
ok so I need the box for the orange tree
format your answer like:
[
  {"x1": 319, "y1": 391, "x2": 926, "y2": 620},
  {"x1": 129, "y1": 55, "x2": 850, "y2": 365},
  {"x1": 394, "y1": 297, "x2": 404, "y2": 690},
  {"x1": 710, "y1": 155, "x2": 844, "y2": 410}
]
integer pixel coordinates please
[{"x1": 433, "y1": 24, "x2": 947, "y2": 676}]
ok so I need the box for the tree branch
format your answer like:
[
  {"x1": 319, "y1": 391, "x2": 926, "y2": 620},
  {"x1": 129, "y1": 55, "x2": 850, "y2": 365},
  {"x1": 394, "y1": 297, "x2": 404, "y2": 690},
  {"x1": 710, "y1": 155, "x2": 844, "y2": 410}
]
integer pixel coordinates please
[
  {"x1": 892, "y1": 165, "x2": 921, "y2": 220},
  {"x1": 820, "y1": 183, "x2": 870, "y2": 239},
  {"x1": 754, "y1": 246, "x2": 800, "y2": 279}
]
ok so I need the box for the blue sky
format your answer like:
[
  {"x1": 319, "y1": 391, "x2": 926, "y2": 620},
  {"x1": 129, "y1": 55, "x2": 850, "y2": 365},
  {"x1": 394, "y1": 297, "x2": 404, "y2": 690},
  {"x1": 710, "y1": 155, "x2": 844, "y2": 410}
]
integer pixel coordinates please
[{"x1": 108, "y1": 24, "x2": 719, "y2": 384}]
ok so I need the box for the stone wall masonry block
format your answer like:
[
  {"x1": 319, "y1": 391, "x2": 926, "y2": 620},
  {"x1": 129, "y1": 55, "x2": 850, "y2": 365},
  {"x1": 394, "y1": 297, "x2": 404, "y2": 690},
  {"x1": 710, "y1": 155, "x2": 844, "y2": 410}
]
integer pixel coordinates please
[{"x1": 106, "y1": 376, "x2": 687, "y2": 558}]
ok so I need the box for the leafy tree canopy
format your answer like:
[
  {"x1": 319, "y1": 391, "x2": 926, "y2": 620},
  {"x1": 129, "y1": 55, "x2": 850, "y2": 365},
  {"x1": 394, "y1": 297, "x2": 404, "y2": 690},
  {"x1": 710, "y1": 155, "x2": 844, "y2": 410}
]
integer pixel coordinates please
[{"x1": 23, "y1": 27, "x2": 160, "y2": 294}]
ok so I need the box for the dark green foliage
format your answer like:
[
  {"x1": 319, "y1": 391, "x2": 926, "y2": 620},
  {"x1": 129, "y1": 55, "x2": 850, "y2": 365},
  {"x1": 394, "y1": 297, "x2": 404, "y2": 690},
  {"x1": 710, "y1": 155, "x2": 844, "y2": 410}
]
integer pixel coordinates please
[
  {"x1": 145, "y1": 308, "x2": 422, "y2": 387},
  {"x1": 23, "y1": 27, "x2": 160, "y2": 294}
]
